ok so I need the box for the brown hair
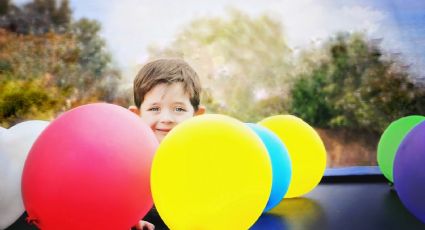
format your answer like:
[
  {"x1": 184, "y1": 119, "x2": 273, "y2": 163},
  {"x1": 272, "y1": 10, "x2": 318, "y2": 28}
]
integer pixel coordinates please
[{"x1": 133, "y1": 58, "x2": 202, "y2": 111}]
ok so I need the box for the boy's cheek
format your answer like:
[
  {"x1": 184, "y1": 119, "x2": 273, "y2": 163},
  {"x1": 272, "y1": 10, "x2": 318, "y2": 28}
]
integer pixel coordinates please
[{"x1": 139, "y1": 117, "x2": 155, "y2": 128}]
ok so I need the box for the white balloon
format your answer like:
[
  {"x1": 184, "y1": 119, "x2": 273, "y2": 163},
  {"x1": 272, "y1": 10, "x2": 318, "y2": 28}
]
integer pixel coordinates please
[{"x1": 0, "y1": 121, "x2": 49, "y2": 229}]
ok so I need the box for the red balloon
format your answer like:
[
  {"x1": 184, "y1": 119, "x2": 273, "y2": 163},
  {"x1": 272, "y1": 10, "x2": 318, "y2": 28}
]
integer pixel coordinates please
[{"x1": 22, "y1": 103, "x2": 158, "y2": 230}]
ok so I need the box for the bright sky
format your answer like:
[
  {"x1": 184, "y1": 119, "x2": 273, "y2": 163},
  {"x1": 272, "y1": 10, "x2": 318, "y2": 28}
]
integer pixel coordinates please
[{"x1": 13, "y1": 0, "x2": 425, "y2": 82}]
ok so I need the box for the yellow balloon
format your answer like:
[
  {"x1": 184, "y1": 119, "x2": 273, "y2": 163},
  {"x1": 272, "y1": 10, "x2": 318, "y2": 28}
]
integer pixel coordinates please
[
  {"x1": 259, "y1": 115, "x2": 326, "y2": 198},
  {"x1": 151, "y1": 114, "x2": 272, "y2": 230}
]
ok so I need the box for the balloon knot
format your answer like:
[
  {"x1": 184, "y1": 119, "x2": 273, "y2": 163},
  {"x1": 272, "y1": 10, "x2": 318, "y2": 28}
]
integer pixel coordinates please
[{"x1": 26, "y1": 216, "x2": 41, "y2": 228}]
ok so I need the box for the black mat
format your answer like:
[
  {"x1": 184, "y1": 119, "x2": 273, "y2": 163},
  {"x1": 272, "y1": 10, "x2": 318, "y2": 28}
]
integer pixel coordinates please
[{"x1": 6, "y1": 167, "x2": 425, "y2": 230}]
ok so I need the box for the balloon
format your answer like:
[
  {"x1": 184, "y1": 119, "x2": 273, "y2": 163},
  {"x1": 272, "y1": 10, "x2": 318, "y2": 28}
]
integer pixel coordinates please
[
  {"x1": 22, "y1": 103, "x2": 158, "y2": 230},
  {"x1": 0, "y1": 121, "x2": 49, "y2": 230},
  {"x1": 151, "y1": 114, "x2": 272, "y2": 230},
  {"x1": 377, "y1": 115, "x2": 425, "y2": 182},
  {"x1": 394, "y1": 120, "x2": 425, "y2": 223},
  {"x1": 246, "y1": 123, "x2": 291, "y2": 212},
  {"x1": 259, "y1": 115, "x2": 326, "y2": 198}
]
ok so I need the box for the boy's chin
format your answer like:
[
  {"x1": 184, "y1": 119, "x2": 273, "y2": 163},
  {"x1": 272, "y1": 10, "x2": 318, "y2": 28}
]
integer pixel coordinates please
[{"x1": 155, "y1": 133, "x2": 166, "y2": 143}]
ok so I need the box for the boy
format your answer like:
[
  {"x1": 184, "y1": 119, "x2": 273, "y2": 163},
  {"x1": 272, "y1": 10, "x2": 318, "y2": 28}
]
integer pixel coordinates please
[{"x1": 129, "y1": 58, "x2": 205, "y2": 230}]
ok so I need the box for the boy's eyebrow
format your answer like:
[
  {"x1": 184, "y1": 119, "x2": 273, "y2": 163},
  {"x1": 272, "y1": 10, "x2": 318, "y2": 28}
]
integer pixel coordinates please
[
  {"x1": 172, "y1": 101, "x2": 189, "y2": 106},
  {"x1": 144, "y1": 101, "x2": 188, "y2": 106},
  {"x1": 145, "y1": 102, "x2": 160, "y2": 106}
]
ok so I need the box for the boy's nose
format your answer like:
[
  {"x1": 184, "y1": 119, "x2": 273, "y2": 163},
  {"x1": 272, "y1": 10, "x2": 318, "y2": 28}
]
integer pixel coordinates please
[{"x1": 159, "y1": 110, "x2": 175, "y2": 123}]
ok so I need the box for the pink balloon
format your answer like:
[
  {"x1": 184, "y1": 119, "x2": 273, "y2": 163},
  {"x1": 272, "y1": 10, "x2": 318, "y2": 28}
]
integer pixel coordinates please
[{"x1": 22, "y1": 103, "x2": 158, "y2": 230}]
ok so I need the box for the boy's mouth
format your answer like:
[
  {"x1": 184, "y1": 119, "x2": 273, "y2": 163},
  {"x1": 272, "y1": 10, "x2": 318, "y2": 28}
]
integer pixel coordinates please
[{"x1": 156, "y1": 128, "x2": 171, "y2": 133}]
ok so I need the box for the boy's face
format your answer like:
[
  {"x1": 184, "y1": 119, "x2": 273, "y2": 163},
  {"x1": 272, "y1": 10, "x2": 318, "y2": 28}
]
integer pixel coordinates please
[{"x1": 137, "y1": 83, "x2": 197, "y2": 142}]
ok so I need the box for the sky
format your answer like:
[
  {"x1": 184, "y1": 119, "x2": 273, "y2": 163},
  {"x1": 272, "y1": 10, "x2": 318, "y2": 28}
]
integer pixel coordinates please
[{"x1": 13, "y1": 0, "x2": 425, "y2": 82}]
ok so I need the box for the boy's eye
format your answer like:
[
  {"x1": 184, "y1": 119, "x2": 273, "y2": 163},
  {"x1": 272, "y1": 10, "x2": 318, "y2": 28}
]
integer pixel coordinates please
[
  {"x1": 175, "y1": 107, "x2": 187, "y2": 112},
  {"x1": 148, "y1": 107, "x2": 160, "y2": 112}
]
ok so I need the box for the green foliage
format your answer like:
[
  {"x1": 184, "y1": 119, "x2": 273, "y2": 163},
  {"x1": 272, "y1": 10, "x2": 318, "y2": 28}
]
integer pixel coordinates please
[
  {"x1": 291, "y1": 67, "x2": 335, "y2": 127},
  {"x1": 0, "y1": 0, "x2": 120, "y2": 127},
  {"x1": 254, "y1": 95, "x2": 288, "y2": 121},
  {"x1": 290, "y1": 33, "x2": 425, "y2": 132},
  {"x1": 149, "y1": 9, "x2": 292, "y2": 122},
  {"x1": 0, "y1": 0, "x2": 10, "y2": 15},
  {"x1": 0, "y1": 77, "x2": 65, "y2": 127},
  {"x1": 0, "y1": 29, "x2": 79, "y2": 81},
  {"x1": 72, "y1": 18, "x2": 112, "y2": 77},
  {"x1": 52, "y1": 0, "x2": 71, "y2": 29},
  {"x1": 0, "y1": 0, "x2": 71, "y2": 34}
]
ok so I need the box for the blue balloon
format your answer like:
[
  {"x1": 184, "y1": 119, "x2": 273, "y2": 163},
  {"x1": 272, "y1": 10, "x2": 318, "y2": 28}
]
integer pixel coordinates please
[
  {"x1": 247, "y1": 123, "x2": 292, "y2": 212},
  {"x1": 394, "y1": 120, "x2": 425, "y2": 223}
]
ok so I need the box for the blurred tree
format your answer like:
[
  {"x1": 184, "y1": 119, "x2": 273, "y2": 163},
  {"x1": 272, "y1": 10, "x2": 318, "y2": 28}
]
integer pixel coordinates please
[
  {"x1": 290, "y1": 33, "x2": 425, "y2": 132},
  {"x1": 0, "y1": 0, "x2": 10, "y2": 15},
  {"x1": 52, "y1": 0, "x2": 71, "y2": 31},
  {"x1": 0, "y1": 77, "x2": 64, "y2": 127},
  {"x1": 0, "y1": 0, "x2": 120, "y2": 127},
  {"x1": 290, "y1": 67, "x2": 335, "y2": 127},
  {"x1": 0, "y1": 0, "x2": 71, "y2": 34},
  {"x1": 148, "y1": 9, "x2": 293, "y2": 122},
  {"x1": 72, "y1": 19, "x2": 111, "y2": 78},
  {"x1": 0, "y1": 29, "x2": 79, "y2": 80}
]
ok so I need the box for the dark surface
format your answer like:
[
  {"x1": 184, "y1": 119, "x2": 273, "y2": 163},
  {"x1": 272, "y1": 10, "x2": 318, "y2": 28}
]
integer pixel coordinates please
[
  {"x1": 6, "y1": 167, "x2": 425, "y2": 230},
  {"x1": 142, "y1": 206, "x2": 168, "y2": 230},
  {"x1": 251, "y1": 167, "x2": 425, "y2": 230},
  {"x1": 5, "y1": 213, "x2": 37, "y2": 230}
]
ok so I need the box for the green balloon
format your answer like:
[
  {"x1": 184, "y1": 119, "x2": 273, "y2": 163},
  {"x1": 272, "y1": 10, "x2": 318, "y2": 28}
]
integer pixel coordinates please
[{"x1": 377, "y1": 115, "x2": 425, "y2": 182}]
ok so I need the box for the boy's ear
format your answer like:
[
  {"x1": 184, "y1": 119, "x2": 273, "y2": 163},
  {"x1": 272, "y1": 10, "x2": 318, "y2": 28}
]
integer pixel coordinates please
[
  {"x1": 195, "y1": 105, "x2": 206, "y2": 116},
  {"x1": 129, "y1": 105, "x2": 141, "y2": 116}
]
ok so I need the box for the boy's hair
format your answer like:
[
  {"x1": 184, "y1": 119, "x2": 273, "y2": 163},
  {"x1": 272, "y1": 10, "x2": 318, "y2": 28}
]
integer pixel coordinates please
[{"x1": 133, "y1": 58, "x2": 202, "y2": 111}]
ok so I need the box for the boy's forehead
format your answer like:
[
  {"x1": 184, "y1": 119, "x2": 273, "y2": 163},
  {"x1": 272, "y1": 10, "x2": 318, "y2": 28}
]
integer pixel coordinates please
[{"x1": 144, "y1": 83, "x2": 191, "y2": 103}]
